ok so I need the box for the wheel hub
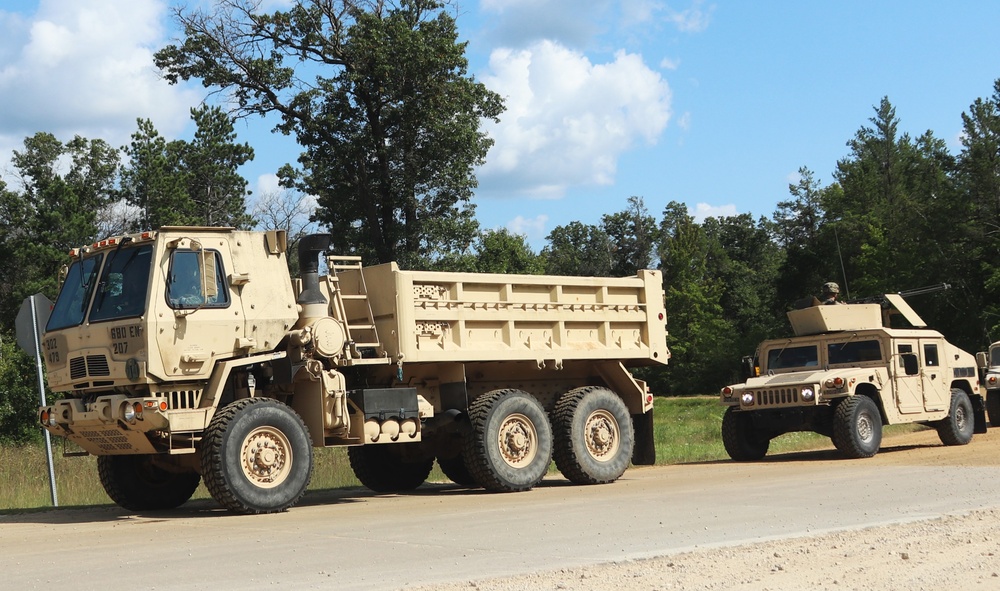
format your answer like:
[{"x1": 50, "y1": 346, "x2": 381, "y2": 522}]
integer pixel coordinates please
[
  {"x1": 498, "y1": 413, "x2": 537, "y2": 468},
  {"x1": 241, "y1": 426, "x2": 292, "y2": 488},
  {"x1": 585, "y1": 410, "x2": 620, "y2": 461}
]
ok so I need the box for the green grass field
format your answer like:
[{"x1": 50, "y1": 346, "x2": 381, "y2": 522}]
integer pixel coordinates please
[{"x1": 0, "y1": 396, "x2": 916, "y2": 512}]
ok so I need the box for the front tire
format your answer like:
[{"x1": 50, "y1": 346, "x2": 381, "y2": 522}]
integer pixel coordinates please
[
  {"x1": 721, "y1": 407, "x2": 770, "y2": 461},
  {"x1": 462, "y1": 389, "x2": 553, "y2": 492},
  {"x1": 98, "y1": 454, "x2": 200, "y2": 511},
  {"x1": 552, "y1": 386, "x2": 634, "y2": 484},
  {"x1": 937, "y1": 388, "x2": 974, "y2": 446},
  {"x1": 201, "y1": 398, "x2": 313, "y2": 514},
  {"x1": 832, "y1": 396, "x2": 882, "y2": 459},
  {"x1": 348, "y1": 445, "x2": 434, "y2": 492}
]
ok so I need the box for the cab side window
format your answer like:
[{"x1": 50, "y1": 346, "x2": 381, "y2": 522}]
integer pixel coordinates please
[
  {"x1": 923, "y1": 343, "x2": 939, "y2": 367},
  {"x1": 168, "y1": 250, "x2": 229, "y2": 309}
]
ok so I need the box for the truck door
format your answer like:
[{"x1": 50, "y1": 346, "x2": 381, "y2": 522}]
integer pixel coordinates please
[
  {"x1": 919, "y1": 340, "x2": 948, "y2": 412},
  {"x1": 893, "y1": 340, "x2": 922, "y2": 414}
]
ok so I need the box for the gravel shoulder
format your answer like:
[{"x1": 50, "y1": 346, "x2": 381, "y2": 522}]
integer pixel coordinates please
[{"x1": 416, "y1": 427, "x2": 1000, "y2": 591}]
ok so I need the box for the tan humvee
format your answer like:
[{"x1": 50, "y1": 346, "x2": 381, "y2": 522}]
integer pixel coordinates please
[
  {"x1": 719, "y1": 295, "x2": 983, "y2": 460},
  {"x1": 38, "y1": 227, "x2": 669, "y2": 513}
]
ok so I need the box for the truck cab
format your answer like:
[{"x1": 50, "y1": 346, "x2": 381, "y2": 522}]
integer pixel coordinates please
[{"x1": 720, "y1": 295, "x2": 983, "y2": 460}]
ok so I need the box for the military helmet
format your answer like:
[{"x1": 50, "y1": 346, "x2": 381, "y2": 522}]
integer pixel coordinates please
[{"x1": 822, "y1": 282, "x2": 840, "y2": 294}]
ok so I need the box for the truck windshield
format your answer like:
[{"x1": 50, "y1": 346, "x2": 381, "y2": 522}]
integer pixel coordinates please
[
  {"x1": 46, "y1": 254, "x2": 104, "y2": 331},
  {"x1": 89, "y1": 245, "x2": 154, "y2": 323},
  {"x1": 991, "y1": 346, "x2": 1000, "y2": 367},
  {"x1": 828, "y1": 340, "x2": 882, "y2": 364},
  {"x1": 766, "y1": 345, "x2": 819, "y2": 370}
]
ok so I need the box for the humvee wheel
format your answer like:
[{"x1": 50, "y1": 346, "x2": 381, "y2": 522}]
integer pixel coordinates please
[
  {"x1": 552, "y1": 386, "x2": 634, "y2": 484},
  {"x1": 348, "y1": 445, "x2": 434, "y2": 492},
  {"x1": 462, "y1": 389, "x2": 553, "y2": 492},
  {"x1": 937, "y1": 388, "x2": 975, "y2": 446},
  {"x1": 721, "y1": 407, "x2": 770, "y2": 461},
  {"x1": 201, "y1": 398, "x2": 313, "y2": 514},
  {"x1": 437, "y1": 454, "x2": 478, "y2": 487},
  {"x1": 832, "y1": 395, "x2": 882, "y2": 459},
  {"x1": 987, "y1": 391, "x2": 1000, "y2": 427},
  {"x1": 98, "y1": 454, "x2": 200, "y2": 511}
]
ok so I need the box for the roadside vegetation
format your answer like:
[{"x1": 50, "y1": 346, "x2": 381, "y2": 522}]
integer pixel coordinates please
[{"x1": 1, "y1": 396, "x2": 921, "y2": 512}]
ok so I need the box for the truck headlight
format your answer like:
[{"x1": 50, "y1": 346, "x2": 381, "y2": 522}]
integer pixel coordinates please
[
  {"x1": 801, "y1": 387, "x2": 815, "y2": 401},
  {"x1": 123, "y1": 403, "x2": 136, "y2": 423}
]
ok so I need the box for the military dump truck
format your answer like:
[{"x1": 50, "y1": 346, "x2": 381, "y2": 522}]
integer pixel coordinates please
[
  {"x1": 977, "y1": 342, "x2": 1000, "y2": 425},
  {"x1": 37, "y1": 227, "x2": 669, "y2": 514},
  {"x1": 719, "y1": 295, "x2": 984, "y2": 460}
]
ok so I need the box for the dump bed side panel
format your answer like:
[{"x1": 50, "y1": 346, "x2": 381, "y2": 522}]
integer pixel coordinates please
[{"x1": 362, "y1": 265, "x2": 669, "y2": 365}]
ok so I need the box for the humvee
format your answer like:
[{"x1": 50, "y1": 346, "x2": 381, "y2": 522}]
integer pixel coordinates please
[{"x1": 720, "y1": 295, "x2": 983, "y2": 460}]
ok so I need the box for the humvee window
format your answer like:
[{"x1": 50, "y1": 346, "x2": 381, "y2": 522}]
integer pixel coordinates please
[
  {"x1": 767, "y1": 345, "x2": 818, "y2": 370},
  {"x1": 924, "y1": 343, "x2": 939, "y2": 367},
  {"x1": 897, "y1": 343, "x2": 914, "y2": 368},
  {"x1": 828, "y1": 340, "x2": 882, "y2": 365},
  {"x1": 46, "y1": 254, "x2": 103, "y2": 331}
]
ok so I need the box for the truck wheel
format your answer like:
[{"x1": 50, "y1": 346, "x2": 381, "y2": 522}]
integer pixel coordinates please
[
  {"x1": 437, "y1": 454, "x2": 478, "y2": 487},
  {"x1": 348, "y1": 445, "x2": 434, "y2": 492},
  {"x1": 462, "y1": 389, "x2": 553, "y2": 492},
  {"x1": 937, "y1": 388, "x2": 975, "y2": 446},
  {"x1": 552, "y1": 386, "x2": 634, "y2": 484},
  {"x1": 987, "y1": 391, "x2": 1000, "y2": 427},
  {"x1": 201, "y1": 398, "x2": 313, "y2": 514},
  {"x1": 832, "y1": 395, "x2": 882, "y2": 458},
  {"x1": 721, "y1": 407, "x2": 770, "y2": 461},
  {"x1": 97, "y1": 454, "x2": 200, "y2": 511}
]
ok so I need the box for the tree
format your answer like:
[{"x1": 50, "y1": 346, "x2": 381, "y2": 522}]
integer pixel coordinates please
[
  {"x1": 0, "y1": 133, "x2": 118, "y2": 330},
  {"x1": 120, "y1": 106, "x2": 254, "y2": 230},
  {"x1": 0, "y1": 333, "x2": 43, "y2": 445},
  {"x1": 155, "y1": 0, "x2": 503, "y2": 268},
  {"x1": 541, "y1": 221, "x2": 613, "y2": 276},
  {"x1": 601, "y1": 196, "x2": 659, "y2": 276},
  {"x1": 473, "y1": 228, "x2": 543, "y2": 275}
]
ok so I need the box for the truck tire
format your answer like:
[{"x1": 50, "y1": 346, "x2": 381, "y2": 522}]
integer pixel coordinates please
[
  {"x1": 721, "y1": 407, "x2": 769, "y2": 461},
  {"x1": 552, "y1": 386, "x2": 634, "y2": 484},
  {"x1": 462, "y1": 389, "x2": 553, "y2": 492},
  {"x1": 200, "y1": 398, "x2": 313, "y2": 514},
  {"x1": 937, "y1": 388, "x2": 975, "y2": 446},
  {"x1": 437, "y1": 454, "x2": 478, "y2": 487},
  {"x1": 348, "y1": 445, "x2": 434, "y2": 492},
  {"x1": 831, "y1": 395, "x2": 882, "y2": 458},
  {"x1": 97, "y1": 454, "x2": 200, "y2": 511},
  {"x1": 987, "y1": 391, "x2": 1000, "y2": 427}
]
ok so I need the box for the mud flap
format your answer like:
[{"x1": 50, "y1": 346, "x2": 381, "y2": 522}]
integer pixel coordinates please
[
  {"x1": 631, "y1": 411, "x2": 656, "y2": 465},
  {"x1": 973, "y1": 395, "x2": 988, "y2": 434}
]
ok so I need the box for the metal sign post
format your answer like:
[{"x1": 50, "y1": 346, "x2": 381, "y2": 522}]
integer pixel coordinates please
[{"x1": 15, "y1": 294, "x2": 58, "y2": 507}]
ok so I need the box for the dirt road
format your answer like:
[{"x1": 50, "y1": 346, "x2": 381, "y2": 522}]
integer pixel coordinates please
[{"x1": 4, "y1": 427, "x2": 1000, "y2": 591}]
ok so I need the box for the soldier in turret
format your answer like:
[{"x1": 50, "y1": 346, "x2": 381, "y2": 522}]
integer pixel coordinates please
[{"x1": 820, "y1": 282, "x2": 845, "y2": 305}]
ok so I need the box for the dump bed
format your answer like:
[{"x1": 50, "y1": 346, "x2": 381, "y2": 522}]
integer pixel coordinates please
[{"x1": 341, "y1": 263, "x2": 669, "y2": 366}]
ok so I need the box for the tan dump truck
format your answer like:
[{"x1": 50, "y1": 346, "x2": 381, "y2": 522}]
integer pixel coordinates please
[
  {"x1": 719, "y1": 295, "x2": 984, "y2": 460},
  {"x1": 38, "y1": 227, "x2": 669, "y2": 513},
  {"x1": 977, "y1": 341, "x2": 1000, "y2": 425}
]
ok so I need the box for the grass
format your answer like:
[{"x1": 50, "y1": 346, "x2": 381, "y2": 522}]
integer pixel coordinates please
[{"x1": 0, "y1": 396, "x2": 922, "y2": 512}]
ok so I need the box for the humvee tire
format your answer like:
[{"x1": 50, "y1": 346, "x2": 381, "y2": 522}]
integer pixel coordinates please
[
  {"x1": 552, "y1": 386, "x2": 634, "y2": 484},
  {"x1": 462, "y1": 389, "x2": 552, "y2": 492},
  {"x1": 348, "y1": 445, "x2": 434, "y2": 492},
  {"x1": 437, "y1": 454, "x2": 478, "y2": 487},
  {"x1": 98, "y1": 454, "x2": 200, "y2": 511},
  {"x1": 937, "y1": 388, "x2": 975, "y2": 446},
  {"x1": 201, "y1": 398, "x2": 313, "y2": 514},
  {"x1": 721, "y1": 406, "x2": 770, "y2": 461},
  {"x1": 832, "y1": 395, "x2": 882, "y2": 458}
]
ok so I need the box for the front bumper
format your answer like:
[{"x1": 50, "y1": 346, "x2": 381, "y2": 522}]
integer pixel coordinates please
[{"x1": 39, "y1": 395, "x2": 170, "y2": 455}]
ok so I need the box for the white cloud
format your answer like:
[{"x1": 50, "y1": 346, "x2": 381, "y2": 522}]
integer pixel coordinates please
[
  {"x1": 478, "y1": 40, "x2": 671, "y2": 198},
  {"x1": 692, "y1": 202, "x2": 737, "y2": 222},
  {"x1": 0, "y1": 0, "x2": 199, "y2": 167},
  {"x1": 505, "y1": 214, "x2": 549, "y2": 243},
  {"x1": 666, "y1": 0, "x2": 714, "y2": 33}
]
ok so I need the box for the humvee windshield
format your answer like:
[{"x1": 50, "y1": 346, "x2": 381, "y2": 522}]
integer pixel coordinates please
[
  {"x1": 46, "y1": 244, "x2": 154, "y2": 331},
  {"x1": 827, "y1": 340, "x2": 882, "y2": 365},
  {"x1": 767, "y1": 345, "x2": 819, "y2": 370}
]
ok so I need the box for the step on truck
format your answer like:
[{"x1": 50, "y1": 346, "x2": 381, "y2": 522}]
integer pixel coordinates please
[
  {"x1": 719, "y1": 294, "x2": 984, "y2": 460},
  {"x1": 37, "y1": 227, "x2": 669, "y2": 513}
]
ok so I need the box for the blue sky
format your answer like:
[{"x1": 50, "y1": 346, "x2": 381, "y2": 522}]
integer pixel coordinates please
[{"x1": 1, "y1": 1, "x2": 999, "y2": 249}]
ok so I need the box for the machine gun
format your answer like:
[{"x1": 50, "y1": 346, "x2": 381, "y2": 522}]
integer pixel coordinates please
[{"x1": 847, "y1": 283, "x2": 951, "y2": 306}]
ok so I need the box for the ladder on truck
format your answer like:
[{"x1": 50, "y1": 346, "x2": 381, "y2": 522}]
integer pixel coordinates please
[{"x1": 326, "y1": 255, "x2": 386, "y2": 364}]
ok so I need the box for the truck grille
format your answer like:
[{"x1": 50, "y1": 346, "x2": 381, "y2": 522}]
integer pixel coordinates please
[
  {"x1": 752, "y1": 387, "x2": 800, "y2": 407},
  {"x1": 69, "y1": 355, "x2": 110, "y2": 380}
]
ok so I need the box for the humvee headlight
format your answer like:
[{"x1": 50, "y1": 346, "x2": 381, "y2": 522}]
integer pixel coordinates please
[
  {"x1": 123, "y1": 404, "x2": 136, "y2": 423},
  {"x1": 801, "y1": 387, "x2": 815, "y2": 401},
  {"x1": 741, "y1": 392, "x2": 754, "y2": 406}
]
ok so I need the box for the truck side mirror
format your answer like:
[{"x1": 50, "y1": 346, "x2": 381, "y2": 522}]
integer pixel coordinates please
[
  {"x1": 740, "y1": 355, "x2": 758, "y2": 381},
  {"x1": 977, "y1": 351, "x2": 988, "y2": 370},
  {"x1": 902, "y1": 353, "x2": 919, "y2": 376}
]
